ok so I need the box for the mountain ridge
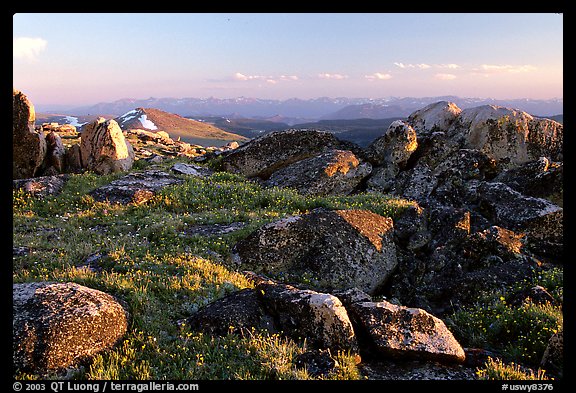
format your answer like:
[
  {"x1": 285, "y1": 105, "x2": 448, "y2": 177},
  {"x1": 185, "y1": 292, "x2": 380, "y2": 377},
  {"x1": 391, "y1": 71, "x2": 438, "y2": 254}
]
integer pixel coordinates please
[{"x1": 49, "y1": 95, "x2": 563, "y2": 120}]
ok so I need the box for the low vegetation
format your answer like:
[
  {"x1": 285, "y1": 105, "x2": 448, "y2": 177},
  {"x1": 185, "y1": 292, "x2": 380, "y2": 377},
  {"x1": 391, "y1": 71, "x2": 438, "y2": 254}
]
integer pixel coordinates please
[
  {"x1": 13, "y1": 157, "x2": 411, "y2": 380},
  {"x1": 13, "y1": 156, "x2": 562, "y2": 380}
]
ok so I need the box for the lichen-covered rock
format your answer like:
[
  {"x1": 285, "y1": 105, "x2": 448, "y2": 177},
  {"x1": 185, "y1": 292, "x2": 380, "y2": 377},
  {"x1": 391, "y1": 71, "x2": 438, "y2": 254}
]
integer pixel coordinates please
[
  {"x1": 258, "y1": 282, "x2": 358, "y2": 352},
  {"x1": 89, "y1": 169, "x2": 184, "y2": 204},
  {"x1": 231, "y1": 208, "x2": 397, "y2": 295},
  {"x1": 462, "y1": 226, "x2": 525, "y2": 266},
  {"x1": 13, "y1": 282, "x2": 128, "y2": 373},
  {"x1": 13, "y1": 89, "x2": 47, "y2": 179},
  {"x1": 221, "y1": 129, "x2": 360, "y2": 179},
  {"x1": 64, "y1": 144, "x2": 83, "y2": 174},
  {"x1": 80, "y1": 117, "x2": 135, "y2": 175},
  {"x1": 347, "y1": 300, "x2": 465, "y2": 363},
  {"x1": 184, "y1": 288, "x2": 277, "y2": 336},
  {"x1": 390, "y1": 164, "x2": 438, "y2": 203},
  {"x1": 264, "y1": 149, "x2": 371, "y2": 196},
  {"x1": 13, "y1": 174, "x2": 70, "y2": 198},
  {"x1": 40, "y1": 131, "x2": 66, "y2": 175},
  {"x1": 407, "y1": 101, "x2": 462, "y2": 135},
  {"x1": 365, "y1": 120, "x2": 418, "y2": 167},
  {"x1": 476, "y1": 181, "x2": 563, "y2": 258},
  {"x1": 541, "y1": 329, "x2": 563, "y2": 377},
  {"x1": 448, "y1": 105, "x2": 563, "y2": 168},
  {"x1": 494, "y1": 158, "x2": 563, "y2": 207}
]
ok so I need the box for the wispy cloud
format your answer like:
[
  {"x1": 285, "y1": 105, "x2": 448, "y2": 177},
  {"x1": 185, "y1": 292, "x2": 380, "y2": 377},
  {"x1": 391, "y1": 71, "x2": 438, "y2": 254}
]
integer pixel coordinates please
[
  {"x1": 318, "y1": 73, "x2": 349, "y2": 80},
  {"x1": 477, "y1": 64, "x2": 538, "y2": 74},
  {"x1": 13, "y1": 37, "x2": 47, "y2": 61},
  {"x1": 437, "y1": 63, "x2": 461, "y2": 69},
  {"x1": 394, "y1": 62, "x2": 431, "y2": 69},
  {"x1": 365, "y1": 72, "x2": 392, "y2": 80},
  {"x1": 435, "y1": 73, "x2": 457, "y2": 80},
  {"x1": 233, "y1": 73, "x2": 299, "y2": 83}
]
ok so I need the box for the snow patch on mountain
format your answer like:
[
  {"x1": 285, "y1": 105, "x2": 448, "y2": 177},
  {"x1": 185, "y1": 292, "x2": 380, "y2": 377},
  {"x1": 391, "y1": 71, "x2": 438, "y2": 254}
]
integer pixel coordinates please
[
  {"x1": 138, "y1": 114, "x2": 157, "y2": 130},
  {"x1": 65, "y1": 116, "x2": 87, "y2": 127}
]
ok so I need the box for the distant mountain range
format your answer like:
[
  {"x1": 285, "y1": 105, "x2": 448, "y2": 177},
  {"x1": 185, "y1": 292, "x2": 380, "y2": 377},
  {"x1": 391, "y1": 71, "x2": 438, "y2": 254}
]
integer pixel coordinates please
[{"x1": 52, "y1": 95, "x2": 563, "y2": 122}]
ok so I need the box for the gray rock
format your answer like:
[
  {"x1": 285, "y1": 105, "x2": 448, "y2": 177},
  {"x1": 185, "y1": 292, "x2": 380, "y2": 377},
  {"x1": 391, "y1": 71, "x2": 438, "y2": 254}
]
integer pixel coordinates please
[
  {"x1": 347, "y1": 300, "x2": 466, "y2": 363},
  {"x1": 476, "y1": 181, "x2": 563, "y2": 258},
  {"x1": 80, "y1": 118, "x2": 135, "y2": 175},
  {"x1": 258, "y1": 282, "x2": 358, "y2": 352},
  {"x1": 41, "y1": 131, "x2": 66, "y2": 175},
  {"x1": 13, "y1": 89, "x2": 47, "y2": 179},
  {"x1": 448, "y1": 105, "x2": 563, "y2": 168},
  {"x1": 184, "y1": 288, "x2": 277, "y2": 337},
  {"x1": 232, "y1": 208, "x2": 397, "y2": 295},
  {"x1": 407, "y1": 101, "x2": 462, "y2": 135},
  {"x1": 264, "y1": 149, "x2": 372, "y2": 196},
  {"x1": 391, "y1": 164, "x2": 438, "y2": 203},
  {"x1": 89, "y1": 169, "x2": 184, "y2": 204},
  {"x1": 171, "y1": 162, "x2": 213, "y2": 177},
  {"x1": 365, "y1": 120, "x2": 418, "y2": 167},
  {"x1": 13, "y1": 174, "x2": 70, "y2": 198},
  {"x1": 494, "y1": 158, "x2": 563, "y2": 207},
  {"x1": 221, "y1": 129, "x2": 361, "y2": 179},
  {"x1": 540, "y1": 329, "x2": 563, "y2": 377},
  {"x1": 13, "y1": 282, "x2": 128, "y2": 373}
]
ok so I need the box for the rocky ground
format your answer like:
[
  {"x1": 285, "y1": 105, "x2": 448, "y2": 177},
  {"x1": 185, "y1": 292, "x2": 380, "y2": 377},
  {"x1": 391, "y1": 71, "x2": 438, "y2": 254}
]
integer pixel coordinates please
[{"x1": 12, "y1": 89, "x2": 563, "y2": 381}]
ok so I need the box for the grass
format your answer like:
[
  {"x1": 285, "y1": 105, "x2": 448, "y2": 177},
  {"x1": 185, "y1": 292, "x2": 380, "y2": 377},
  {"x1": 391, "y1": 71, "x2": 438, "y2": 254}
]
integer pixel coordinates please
[
  {"x1": 446, "y1": 267, "x2": 563, "y2": 379},
  {"x1": 13, "y1": 157, "x2": 413, "y2": 380}
]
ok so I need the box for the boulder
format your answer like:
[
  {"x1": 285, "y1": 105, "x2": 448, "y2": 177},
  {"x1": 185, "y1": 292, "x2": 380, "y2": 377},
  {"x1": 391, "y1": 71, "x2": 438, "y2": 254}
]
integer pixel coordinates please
[
  {"x1": 365, "y1": 120, "x2": 418, "y2": 167},
  {"x1": 258, "y1": 282, "x2": 358, "y2": 352},
  {"x1": 89, "y1": 169, "x2": 184, "y2": 204},
  {"x1": 294, "y1": 349, "x2": 340, "y2": 377},
  {"x1": 80, "y1": 118, "x2": 135, "y2": 175},
  {"x1": 231, "y1": 208, "x2": 397, "y2": 295},
  {"x1": 390, "y1": 164, "x2": 438, "y2": 203},
  {"x1": 185, "y1": 283, "x2": 358, "y2": 352},
  {"x1": 170, "y1": 162, "x2": 213, "y2": 177},
  {"x1": 448, "y1": 105, "x2": 563, "y2": 168},
  {"x1": 476, "y1": 182, "x2": 563, "y2": 258},
  {"x1": 347, "y1": 300, "x2": 465, "y2": 363},
  {"x1": 40, "y1": 131, "x2": 66, "y2": 175},
  {"x1": 221, "y1": 129, "x2": 360, "y2": 179},
  {"x1": 494, "y1": 158, "x2": 563, "y2": 207},
  {"x1": 13, "y1": 89, "x2": 47, "y2": 179},
  {"x1": 184, "y1": 288, "x2": 277, "y2": 336},
  {"x1": 407, "y1": 101, "x2": 462, "y2": 135},
  {"x1": 63, "y1": 144, "x2": 83, "y2": 174},
  {"x1": 264, "y1": 149, "x2": 372, "y2": 196},
  {"x1": 13, "y1": 282, "x2": 128, "y2": 373},
  {"x1": 13, "y1": 174, "x2": 70, "y2": 198},
  {"x1": 540, "y1": 329, "x2": 563, "y2": 377}
]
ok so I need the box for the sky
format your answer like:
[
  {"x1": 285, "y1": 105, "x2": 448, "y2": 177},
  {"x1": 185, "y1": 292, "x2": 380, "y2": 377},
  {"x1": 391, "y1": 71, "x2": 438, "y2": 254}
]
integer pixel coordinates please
[{"x1": 13, "y1": 13, "x2": 563, "y2": 107}]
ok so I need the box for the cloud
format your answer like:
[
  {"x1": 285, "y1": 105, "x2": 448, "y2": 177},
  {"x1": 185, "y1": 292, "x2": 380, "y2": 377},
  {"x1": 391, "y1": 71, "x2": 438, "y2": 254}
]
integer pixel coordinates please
[
  {"x1": 478, "y1": 64, "x2": 537, "y2": 73},
  {"x1": 435, "y1": 73, "x2": 457, "y2": 80},
  {"x1": 233, "y1": 73, "x2": 299, "y2": 83},
  {"x1": 394, "y1": 62, "x2": 431, "y2": 69},
  {"x1": 365, "y1": 72, "x2": 392, "y2": 80},
  {"x1": 279, "y1": 75, "x2": 299, "y2": 81},
  {"x1": 437, "y1": 63, "x2": 461, "y2": 69},
  {"x1": 13, "y1": 37, "x2": 47, "y2": 61},
  {"x1": 318, "y1": 73, "x2": 349, "y2": 80}
]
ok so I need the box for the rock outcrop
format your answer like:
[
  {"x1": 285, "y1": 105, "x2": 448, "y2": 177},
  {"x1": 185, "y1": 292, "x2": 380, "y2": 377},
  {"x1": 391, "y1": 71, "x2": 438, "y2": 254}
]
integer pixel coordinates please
[
  {"x1": 89, "y1": 169, "x2": 184, "y2": 204},
  {"x1": 13, "y1": 89, "x2": 47, "y2": 179},
  {"x1": 221, "y1": 129, "x2": 361, "y2": 179},
  {"x1": 231, "y1": 208, "x2": 397, "y2": 295},
  {"x1": 80, "y1": 117, "x2": 135, "y2": 175},
  {"x1": 264, "y1": 149, "x2": 371, "y2": 196},
  {"x1": 13, "y1": 282, "x2": 128, "y2": 373},
  {"x1": 347, "y1": 299, "x2": 466, "y2": 363}
]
